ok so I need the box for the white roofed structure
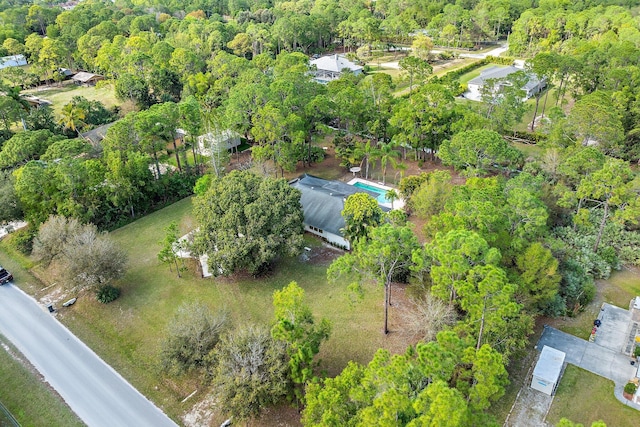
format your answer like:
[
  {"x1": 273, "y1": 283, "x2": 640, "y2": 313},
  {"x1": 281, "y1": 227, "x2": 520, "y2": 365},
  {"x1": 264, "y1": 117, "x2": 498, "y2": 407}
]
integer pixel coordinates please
[
  {"x1": 310, "y1": 54, "x2": 363, "y2": 83},
  {"x1": 531, "y1": 345, "x2": 565, "y2": 396}
]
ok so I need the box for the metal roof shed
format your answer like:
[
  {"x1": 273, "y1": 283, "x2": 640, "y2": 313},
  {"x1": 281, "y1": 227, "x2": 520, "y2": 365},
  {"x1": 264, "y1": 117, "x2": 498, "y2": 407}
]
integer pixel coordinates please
[{"x1": 531, "y1": 345, "x2": 566, "y2": 396}]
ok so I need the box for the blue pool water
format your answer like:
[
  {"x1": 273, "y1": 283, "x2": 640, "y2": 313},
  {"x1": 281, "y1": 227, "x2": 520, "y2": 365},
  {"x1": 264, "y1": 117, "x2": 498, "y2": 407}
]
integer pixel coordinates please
[{"x1": 352, "y1": 182, "x2": 389, "y2": 204}]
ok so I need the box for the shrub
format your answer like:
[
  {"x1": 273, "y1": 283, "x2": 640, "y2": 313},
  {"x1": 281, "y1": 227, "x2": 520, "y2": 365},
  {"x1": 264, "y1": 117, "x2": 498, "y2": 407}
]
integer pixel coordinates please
[
  {"x1": 161, "y1": 302, "x2": 227, "y2": 375},
  {"x1": 307, "y1": 146, "x2": 326, "y2": 163},
  {"x1": 96, "y1": 285, "x2": 120, "y2": 303},
  {"x1": 10, "y1": 226, "x2": 36, "y2": 255},
  {"x1": 624, "y1": 382, "x2": 637, "y2": 395},
  {"x1": 634, "y1": 346, "x2": 640, "y2": 358}
]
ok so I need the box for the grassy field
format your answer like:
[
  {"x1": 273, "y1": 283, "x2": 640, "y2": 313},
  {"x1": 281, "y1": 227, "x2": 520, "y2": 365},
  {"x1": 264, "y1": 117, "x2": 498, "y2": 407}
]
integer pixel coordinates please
[
  {"x1": 602, "y1": 267, "x2": 640, "y2": 309},
  {"x1": 22, "y1": 82, "x2": 120, "y2": 116},
  {"x1": 546, "y1": 365, "x2": 640, "y2": 426},
  {"x1": 457, "y1": 63, "x2": 495, "y2": 85},
  {"x1": 0, "y1": 335, "x2": 84, "y2": 427},
  {"x1": 17, "y1": 197, "x2": 407, "y2": 424}
]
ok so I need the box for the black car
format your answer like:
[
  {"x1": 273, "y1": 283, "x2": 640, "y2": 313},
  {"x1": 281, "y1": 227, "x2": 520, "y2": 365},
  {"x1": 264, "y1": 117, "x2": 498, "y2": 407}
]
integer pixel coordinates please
[{"x1": 0, "y1": 266, "x2": 13, "y2": 285}]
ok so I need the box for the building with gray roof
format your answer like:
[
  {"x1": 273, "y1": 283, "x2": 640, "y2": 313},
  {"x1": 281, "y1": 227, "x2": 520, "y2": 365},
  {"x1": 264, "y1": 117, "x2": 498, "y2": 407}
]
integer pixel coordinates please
[
  {"x1": 290, "y1": 174, "x2": 381, "y2": 250},
  {"x1": 465, "y1": 65, "x2": 546, "y2": 101},
  {"x1": 531, "y1": 345, "x2": 565, "y2": 396}
]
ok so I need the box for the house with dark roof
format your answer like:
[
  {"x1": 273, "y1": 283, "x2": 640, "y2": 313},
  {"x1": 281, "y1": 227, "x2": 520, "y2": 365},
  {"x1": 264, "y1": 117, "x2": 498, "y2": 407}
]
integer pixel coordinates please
[
  {"x1": 465, "y1": 65, "x2": 545, "y2": 101},
  {"x1": 72, "y1": 71, "x2": 104, "y2": 86},
  {"x1": 80, "y1": 122, "x2": 115, "y2": 149},
  {"x1": 290, "y1": 174, "x2": 382, "y2": 250},
  {"x1": 310, "y1": 54, "x2": 363, "y2": 84}
]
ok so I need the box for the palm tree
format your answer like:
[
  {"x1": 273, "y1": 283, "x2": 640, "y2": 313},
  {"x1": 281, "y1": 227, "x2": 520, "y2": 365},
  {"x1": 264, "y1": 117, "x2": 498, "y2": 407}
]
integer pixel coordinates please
[
  {"x1": 385, "y1": 189, "x2": 399, "y2": 209},
  {"x1": 59, "y1": 102, "x2": 86, "y2": 136},
  {"x1": 378, "y1": 142, "x2": 402, "y2": 184},
  {"x1": 354, "y1": 140, "x2": 381, "y2": 179}
]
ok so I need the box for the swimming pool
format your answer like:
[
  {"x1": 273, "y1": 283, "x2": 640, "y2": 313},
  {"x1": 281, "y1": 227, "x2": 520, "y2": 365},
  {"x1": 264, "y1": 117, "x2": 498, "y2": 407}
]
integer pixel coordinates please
[{"x1": 352, "y1": 181, "x2": 389, "y2": 204}]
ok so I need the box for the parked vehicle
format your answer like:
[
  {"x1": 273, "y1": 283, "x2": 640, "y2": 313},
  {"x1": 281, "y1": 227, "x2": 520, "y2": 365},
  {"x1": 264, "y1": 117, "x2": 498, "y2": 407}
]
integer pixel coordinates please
[{"x1": 0, "y1": 267, "x2": 13, "y2": 285}]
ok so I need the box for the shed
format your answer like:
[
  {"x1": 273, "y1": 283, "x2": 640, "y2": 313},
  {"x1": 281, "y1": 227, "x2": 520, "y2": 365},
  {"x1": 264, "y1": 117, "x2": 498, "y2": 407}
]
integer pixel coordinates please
[
  {"x1": 0, "y1": 54, "x2": 27, "y2": 69},
  {"x1": 197, "y1": 130, "x2": 241, "y2": 156},
  {"x1": 72, "y1": 71, "x2": 104, "y2": 86},
  {"x1": 531, "y1": 345, "x2": 565, "y2": 395}
]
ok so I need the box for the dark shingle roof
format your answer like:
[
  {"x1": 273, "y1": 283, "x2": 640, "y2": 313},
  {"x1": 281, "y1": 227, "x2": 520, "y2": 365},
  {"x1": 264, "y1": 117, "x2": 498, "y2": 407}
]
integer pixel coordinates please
[{"x1": 290, "y1": 174, "x2": 379, "y2": 236}]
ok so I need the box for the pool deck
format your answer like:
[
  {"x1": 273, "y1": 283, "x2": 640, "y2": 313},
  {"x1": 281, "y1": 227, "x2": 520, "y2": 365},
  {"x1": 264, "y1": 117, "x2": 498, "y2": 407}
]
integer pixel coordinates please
[{"x1": 347, "y1": 178, "x2": 405, "y2": 210}]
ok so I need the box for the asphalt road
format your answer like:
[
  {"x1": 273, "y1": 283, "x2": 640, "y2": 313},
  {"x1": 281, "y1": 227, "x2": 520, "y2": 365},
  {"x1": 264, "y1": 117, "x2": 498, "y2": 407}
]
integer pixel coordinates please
[{"x1": 0, "y1": 283, "x2": 178, "y2": 427}]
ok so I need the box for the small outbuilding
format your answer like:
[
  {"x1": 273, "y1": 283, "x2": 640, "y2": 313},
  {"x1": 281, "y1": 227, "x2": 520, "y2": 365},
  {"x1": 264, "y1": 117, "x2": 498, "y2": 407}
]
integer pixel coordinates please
[
  {"x1": 531, "y1": 345, "x2": 566, "y2": 396},
  {"x1": 197, "y1": 130, "x2": 241, "y2": 156},
  {"x1": 72, "y1": 71, "x2": 104, "y2": 86},
  {"x1": 0, "y1": 54, "x2": 27, "y2": 69}
]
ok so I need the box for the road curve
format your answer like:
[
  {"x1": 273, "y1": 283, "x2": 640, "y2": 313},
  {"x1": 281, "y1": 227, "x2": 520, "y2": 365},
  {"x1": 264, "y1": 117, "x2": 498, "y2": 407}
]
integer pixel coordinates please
[{"x1": 0, "y1": 283, "x2": 178, "y2": 427}]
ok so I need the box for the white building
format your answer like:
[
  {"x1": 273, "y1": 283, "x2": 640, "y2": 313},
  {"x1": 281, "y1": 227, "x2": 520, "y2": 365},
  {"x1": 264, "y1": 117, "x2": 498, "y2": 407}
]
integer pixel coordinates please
[
  {"x1": 465, "y1": 65, "x2": 546, "y2": 102},
  {"x1": 531, "y1": 345, "x2": 566, "y2": 396},
  {"x1": 310, "y1": 54, "x2": 363, "y2": 84},
  {"x1": 0, "y1": 54, "x2": 27, "y2": 69},
  {"x1": 197, "y1": 130, "x2": 241, "y2": 156}
]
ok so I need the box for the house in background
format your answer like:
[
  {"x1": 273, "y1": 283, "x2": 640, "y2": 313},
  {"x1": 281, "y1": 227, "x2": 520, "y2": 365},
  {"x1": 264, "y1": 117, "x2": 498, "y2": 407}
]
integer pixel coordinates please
[
  {"x1": 0, "y1": 54, "x2": 27, "y2": 69},
  {"x1": 290, "y1": 174, "x2": 382, "y2": 250},
  {"x1": 197, "y1": 130, "x2": 242, "y2": 156},
  {"x1": 72, "y1": 71, "x2": 104, "y2": 86},
  {"x1": 22, "y1": 95, "x2": 52, "y2": 109},
  {"x1": 465, "y1": 65, "x2": 546, "y2": 101},
  {"x1": 80, "y1": 122, "x2": 116, "y2": 150},
  {"x1": 310, "y1": 54, "x2": 363, "y2": 84}
]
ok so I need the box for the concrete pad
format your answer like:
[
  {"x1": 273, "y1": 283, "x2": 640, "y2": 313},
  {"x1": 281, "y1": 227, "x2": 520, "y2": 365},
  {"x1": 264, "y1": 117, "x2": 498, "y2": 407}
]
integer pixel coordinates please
[
  {"x1": 595, "y1": 303, "x2": 632, "y2": 352},
  {"x1": 538, "y1": 326, "x2": 638, "y2": 385},
  {"x1": 537, "y1": 326, "x2": 587, "y2": 366},
  {"x1": 505, "y1": 385, "x2": 552, "y2": 427},
  {"x1": 580, "y1": 344, "x2": 616, "y2": 378}
]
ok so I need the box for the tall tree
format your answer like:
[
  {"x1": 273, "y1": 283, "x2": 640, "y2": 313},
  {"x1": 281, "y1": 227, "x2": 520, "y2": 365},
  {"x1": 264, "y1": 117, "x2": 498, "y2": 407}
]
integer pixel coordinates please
[
  {"x1": 271, "y1": 281, "x2": 331, "y2": 402},
  {"x1": 438, "y1": 129, "x2": 523, "y2": 177},
  {"x1": 211, "y1": 326, "x2": 290, "y2": 421},
  {"x1": 193, "y1": 171, "x2": 304, "y2": 276},
  {"x1": 341, "y1": 192, "x2": 383, "y2": 244},
  {"x1": 576, "y1": 157, "x2": 640, "y2": 252},
  {"x1": 328, "y1": 223, "x2": 420, "y2": 334}
]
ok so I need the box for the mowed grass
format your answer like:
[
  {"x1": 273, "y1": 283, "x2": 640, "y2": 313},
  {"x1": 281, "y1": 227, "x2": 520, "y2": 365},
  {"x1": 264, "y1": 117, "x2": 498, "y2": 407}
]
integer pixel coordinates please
[
  {"x1": 0, "y1": 336, "x2": 84, "y2": 427},
  {"x1": 602, "y1": 267, "x2": 640, "y2": 309},
  {"x1": 457, "y1": 63, "x2": 496, "y2": 85},
  {"x1": 54, "y1": 197, "x2": 397, "y2": 421},
  {"x1": 546, "y1": 365, "x2": 640, "y2": 426},
  {"x1": 22, "y1": 82, "x2": 120, "y2": 116}
]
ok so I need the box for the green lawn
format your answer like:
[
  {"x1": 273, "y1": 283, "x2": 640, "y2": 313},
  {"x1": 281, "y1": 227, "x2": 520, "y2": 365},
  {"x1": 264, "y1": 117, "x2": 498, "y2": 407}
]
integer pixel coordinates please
[
  {"x1": 512, "y1": 141, "x2": 543, "y2": 159},
  {"x1": 0, "y1": 336, "x2": 84, "y2": 427},
  {"x1": 25, "y1": 197, "x2": 399, "y2": 423},
  {"x1": 546, "y1": 365, "x2": 640, "y2": 426},
  {"x1": 22, "y1": 82, "x2": 120, "y2": 116},
  {"x1": 457, "y1": 63, "x2": 496, "y2": 85},
  {"x1": 602, "y1": 268, "x2": 640, "y2": 309}
]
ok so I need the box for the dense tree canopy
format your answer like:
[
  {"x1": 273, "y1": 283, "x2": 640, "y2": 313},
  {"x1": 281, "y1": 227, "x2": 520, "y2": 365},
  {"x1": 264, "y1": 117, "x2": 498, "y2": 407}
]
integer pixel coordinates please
[{"x1": 193, "y1": 170, "x2": 304, "y2": 276}]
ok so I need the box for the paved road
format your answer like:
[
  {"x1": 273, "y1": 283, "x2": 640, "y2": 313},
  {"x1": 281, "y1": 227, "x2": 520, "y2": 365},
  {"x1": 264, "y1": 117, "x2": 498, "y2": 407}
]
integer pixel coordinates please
[{"x1": 0, "y1": 283, "x2": 178, "y2": 427}]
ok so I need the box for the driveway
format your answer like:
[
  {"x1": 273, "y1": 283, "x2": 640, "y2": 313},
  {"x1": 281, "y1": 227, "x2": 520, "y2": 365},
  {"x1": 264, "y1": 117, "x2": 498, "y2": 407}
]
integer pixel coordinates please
[
  {"x1": 0, "y1": 283, "x2": 178, "y2": 427},
  {"x1": 537, "y1": 304, "x2": 637, "y2": 387}
]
